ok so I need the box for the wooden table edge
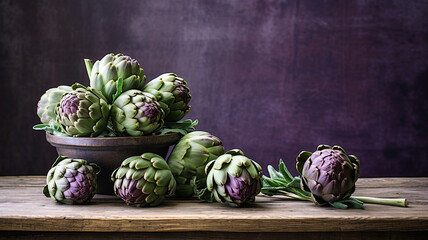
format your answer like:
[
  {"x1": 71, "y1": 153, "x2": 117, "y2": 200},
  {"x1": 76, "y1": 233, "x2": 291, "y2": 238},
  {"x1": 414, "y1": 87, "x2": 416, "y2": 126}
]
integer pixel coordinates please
[{"x1": 1, "y1": 217, "x2": 428, "y2": 232}]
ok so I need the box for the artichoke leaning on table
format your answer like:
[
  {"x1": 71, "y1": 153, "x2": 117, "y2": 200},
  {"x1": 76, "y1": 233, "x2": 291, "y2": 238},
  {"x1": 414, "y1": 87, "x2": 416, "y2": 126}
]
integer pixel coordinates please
[
  {"x1": 56, "y1": 85, "x2": 110, "y2": 137},
  {"x1": 111, "y1": 153, "x2": 176, "y2": 207},
  {"x1": 43, "y1": 156, "x2": 100, "y2": 204},
  {"x1": 296, "y1": 145, "x2": 360, "y2": 205},
  {"x1": 84, "y1": 53, "x2": 146, "y2": 103},
  {"x1": 167, "y1": 131, "x2": 225, "y2": 198},
  {"x1": 143, "y1": 73, "x2": 191, "y2": 122},
  {"x1": 111, "y1": 89, "x2": 164, "y2": 136},
  {"x1": 37, "y1": 85, "x2": 72, "y2": 124},
  {"x1": 206, "y1": 149, "x2": 263, "y2": 207}
]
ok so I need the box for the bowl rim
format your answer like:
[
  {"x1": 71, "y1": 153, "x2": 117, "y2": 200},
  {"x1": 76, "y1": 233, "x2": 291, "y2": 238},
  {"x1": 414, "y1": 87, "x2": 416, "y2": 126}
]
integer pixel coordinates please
[{"x1": 45, "y1": 132, "x2": 182, "y2": 147}]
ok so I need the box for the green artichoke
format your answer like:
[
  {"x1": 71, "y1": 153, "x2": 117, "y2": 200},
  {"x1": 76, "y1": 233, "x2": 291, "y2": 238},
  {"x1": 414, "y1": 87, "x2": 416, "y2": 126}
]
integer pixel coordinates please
[
  {"x1": 167, "y1": 131, "x2": 225, "y2": 198},
  {"x1": 143, "y1": 73, "x2": 191, "y2": 122},
  {"x1": 111, "y1": 89, "x2": 164, "y2": 136},
  {"x1": 296, "y1": 145, "x2": 360, "y2": 205},
  {"x1": 206, "y1": 149, "x2": 263, "y2": 207},
  {"x1": 56, "y1": 85, "x2": 110, "y2": 137},
  {"x1": 84, "y1": 53, "x2": 146, "y2": 103},
  {"x1": 37, "y1": 85, "x2": 72, "y2": 124},
  {"x1": 111, "y1": 153, "x2": 176, "y2": 207},
  {"x1": 43, "y1": 156, "x2": 100, "y2": 204}
]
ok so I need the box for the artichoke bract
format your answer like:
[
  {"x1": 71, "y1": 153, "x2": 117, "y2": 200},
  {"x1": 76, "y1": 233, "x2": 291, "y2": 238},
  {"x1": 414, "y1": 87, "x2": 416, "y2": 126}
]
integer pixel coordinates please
[
  {"x1": 43, "y1": 156, "x2": 100, "y2": 204},
  {"x1": 111, "y1": 89, "x2": 164, "y2": 136},
  {"x1": 111, "y1": 153, "x2": 176, "y2": 207},
  {"x1": 205, "y1": 149, "x2": 263, "y2": 207},
  {"x1": 85, "y1": 53, "x2": 146, "y2": 103},
  {"x1": 167, "y1": 131, "x2": 225, "y2": 198},
  {"x1": 296, "y1": 145, "x2": 360, "y2": 205},
  {"x1": 143, "y1": 73, "x2": 191, "y2": 122},
  {"x1": 56, "y1": 85, "x2": 110, "y2": 137},
  {"x1": 37, "y1": 85, "x2": 72, "y2": 124}
]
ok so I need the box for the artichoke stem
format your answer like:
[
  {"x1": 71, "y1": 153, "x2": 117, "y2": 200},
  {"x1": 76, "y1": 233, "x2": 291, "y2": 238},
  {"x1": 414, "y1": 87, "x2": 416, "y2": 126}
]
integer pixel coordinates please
[
  {"x1": 278, "y1": 190, "x2": 312, "y2": 201},
  {"x1": 353, "y1": 196, "x2": 408, "y2": 207},
  {"x1": 84, "y1": 59, "x2": 93, "y2": 78}
]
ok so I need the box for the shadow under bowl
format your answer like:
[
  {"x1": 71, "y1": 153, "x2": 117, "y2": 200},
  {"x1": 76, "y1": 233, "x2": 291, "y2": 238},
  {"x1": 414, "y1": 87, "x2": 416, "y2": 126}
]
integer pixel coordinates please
[{"x1": 46, "y1": 132, "x2": 181, "y2": 195}]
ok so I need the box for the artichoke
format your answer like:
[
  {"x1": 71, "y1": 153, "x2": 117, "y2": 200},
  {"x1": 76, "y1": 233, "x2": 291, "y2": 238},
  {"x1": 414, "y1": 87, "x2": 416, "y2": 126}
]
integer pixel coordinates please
[
  {"x1": 143, "y1": 73, "x2": 191, "y2": 122},
  {"x1": 205, "y1": 149, "x2": 263, "y2": 207},
  {"x1": 111, "y1": 153, "x2": 176, "y2": 207},
  {"x1": 37, "y1": 85, "x2": 72, "y2": 124},
  {"x1": 167, "y1": 131, "x2": 225, "y2": 198},
  {"x1": 56, "y1": 85, "x2": 110, "y2": 137},
  {"x1": 111, "y1": 89, "x2": 164, "y2": 136},
  {"x1": 43, "y1": 156, "x2": 100, "y2": 204},
  {"x1": 296, "y1": 145, "x2": 360, "y2": 205},
  {"x1": 84, "y1": 53, "x2": 146, "y2": 103}
]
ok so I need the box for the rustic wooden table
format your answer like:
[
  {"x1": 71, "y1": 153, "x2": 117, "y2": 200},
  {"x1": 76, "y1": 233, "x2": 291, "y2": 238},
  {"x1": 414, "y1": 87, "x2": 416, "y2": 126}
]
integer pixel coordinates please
[{"x1": 0, "y1": 176, "x2": 427, "y2": 239}]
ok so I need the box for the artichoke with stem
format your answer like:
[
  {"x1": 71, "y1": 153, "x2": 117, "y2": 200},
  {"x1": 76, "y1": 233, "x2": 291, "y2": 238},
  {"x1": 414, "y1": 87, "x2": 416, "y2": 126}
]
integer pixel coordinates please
[
  {"x1": 296, "y1": 145, "x2": 361, "y2": 207},
  {"x1": 111, "y1": 153, "x2": 176, "y2": 207},
  {"x1": 84, "y1": 53, "x2": 146, "y2": 103},
  {"x1": 262, "y1": 145, "x2": 408, "y2": 209},
  {"x1": 167, "y1": 131, "x2": 225, "y2": 198},
  {"x1": 205, "y1": 149, "x2": 263, "y2": 207},
  {"x1": 43, "y1": 156, "x2": 100, "y2": 204}
]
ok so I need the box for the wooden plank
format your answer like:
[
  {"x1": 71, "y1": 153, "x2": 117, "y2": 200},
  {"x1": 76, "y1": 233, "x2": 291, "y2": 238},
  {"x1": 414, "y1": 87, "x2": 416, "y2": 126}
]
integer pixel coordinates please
[
  {"x1": 1, "y1": 231, "x2": 428, "y2": 240},
  {"x1": 0, "y1": 176, "x2": 428, "y2": 233},
  {"x1": 356, "y1": 177, "x2": 428, "y2": 188},
  {"x1": 0, "y1": 176, "x2": 46, "y2": 187}
]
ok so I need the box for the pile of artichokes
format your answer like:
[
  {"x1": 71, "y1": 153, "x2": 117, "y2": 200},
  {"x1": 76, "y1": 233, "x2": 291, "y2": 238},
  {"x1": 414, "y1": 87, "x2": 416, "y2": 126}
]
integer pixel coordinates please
[
  {"x1": 36, "y1": 53, "x2": 264, "y2": 207},
  {"x1": 36, "y1": 53, "x2": 406, "y2": 209},
  {"x1": 108, "y1": 131, "x2": 263, "y2": 207},
  {"x1": 36, "y1": 53, "x2": 191, "y2": 205},
  {"x1": 164, "y1": 131, "x2": 264, "y2": 206},
  {"x1": 36, "y1": 53, "x2": 192, "y2": 137}
]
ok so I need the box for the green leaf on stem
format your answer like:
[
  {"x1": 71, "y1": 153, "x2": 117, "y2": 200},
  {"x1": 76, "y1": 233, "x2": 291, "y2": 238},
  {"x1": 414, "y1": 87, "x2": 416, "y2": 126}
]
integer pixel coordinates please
[
  {"x1": 112, "y1": 77, "x2": 123, "y2": 102},
  {"x1": 156, "y1": 119, "x2": 198, "y2": 135},
  {"x1": 267, "y1": 165, "x2": 283, "y2": 180},
  {"x1": 278, "y1": 159, "x2": 294, "y2": 182},
  {"x1": 288, "y1": 177, "x2": 302, "y2": 188},
  {"x1": 32, "y1": 121, "x2": 67, "y2": 136}
]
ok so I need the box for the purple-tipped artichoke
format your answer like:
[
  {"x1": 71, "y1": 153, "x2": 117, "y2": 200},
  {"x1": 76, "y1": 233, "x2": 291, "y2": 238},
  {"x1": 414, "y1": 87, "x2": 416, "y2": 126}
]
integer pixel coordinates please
[
  {"x1": 111, "y1": 153, "x2": 176, "y2": 207},
  {"x1": 43, "y1": 156, "x2": 100, "y2": 204},
  {"x1": 111, "y1": 89, "x2": 164, "y2": 136},
  {"x1": 225, "y1": 170, "x2": 259, "y2": 204},
  {"x1": 296, "y1": 145, "x2": 360, "y2": 205},
  {"x1": 116, "y1": 178, "x2": 148, "y2": 204},
  {"x1": 56, "y1": 85, "x2": 110, "y2": 137},
  {"x1": 143, "y1": 73, "x2": 191, "y2": 122},
  {"x1": 205, "y1": 149, "x2": 263, "y2": 207}
]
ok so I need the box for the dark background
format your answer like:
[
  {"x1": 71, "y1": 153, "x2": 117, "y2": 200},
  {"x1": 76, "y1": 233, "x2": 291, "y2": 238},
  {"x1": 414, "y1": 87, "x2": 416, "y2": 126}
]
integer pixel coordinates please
[{"x1": 1, "y1": 0, "x2": 427, "y2": 177}]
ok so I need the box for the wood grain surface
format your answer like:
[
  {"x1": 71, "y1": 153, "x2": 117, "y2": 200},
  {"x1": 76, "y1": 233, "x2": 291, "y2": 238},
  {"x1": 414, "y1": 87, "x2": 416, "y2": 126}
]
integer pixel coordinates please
[{"x1": 0, "y1": 176, "x2": 427, "y2": 234}]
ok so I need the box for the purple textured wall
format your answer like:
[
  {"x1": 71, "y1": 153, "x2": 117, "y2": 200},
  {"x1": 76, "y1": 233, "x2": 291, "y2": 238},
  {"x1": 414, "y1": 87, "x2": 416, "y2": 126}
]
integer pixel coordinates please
[{"x1": 1, "y1": 0, "x2": 427, "y2": 177}]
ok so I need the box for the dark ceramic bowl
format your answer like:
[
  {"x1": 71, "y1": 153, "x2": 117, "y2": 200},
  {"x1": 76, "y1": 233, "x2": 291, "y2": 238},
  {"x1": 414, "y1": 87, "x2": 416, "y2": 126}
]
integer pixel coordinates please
[{"x1": 46, "y1": 132, "x2": 181, "y2": 195}]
